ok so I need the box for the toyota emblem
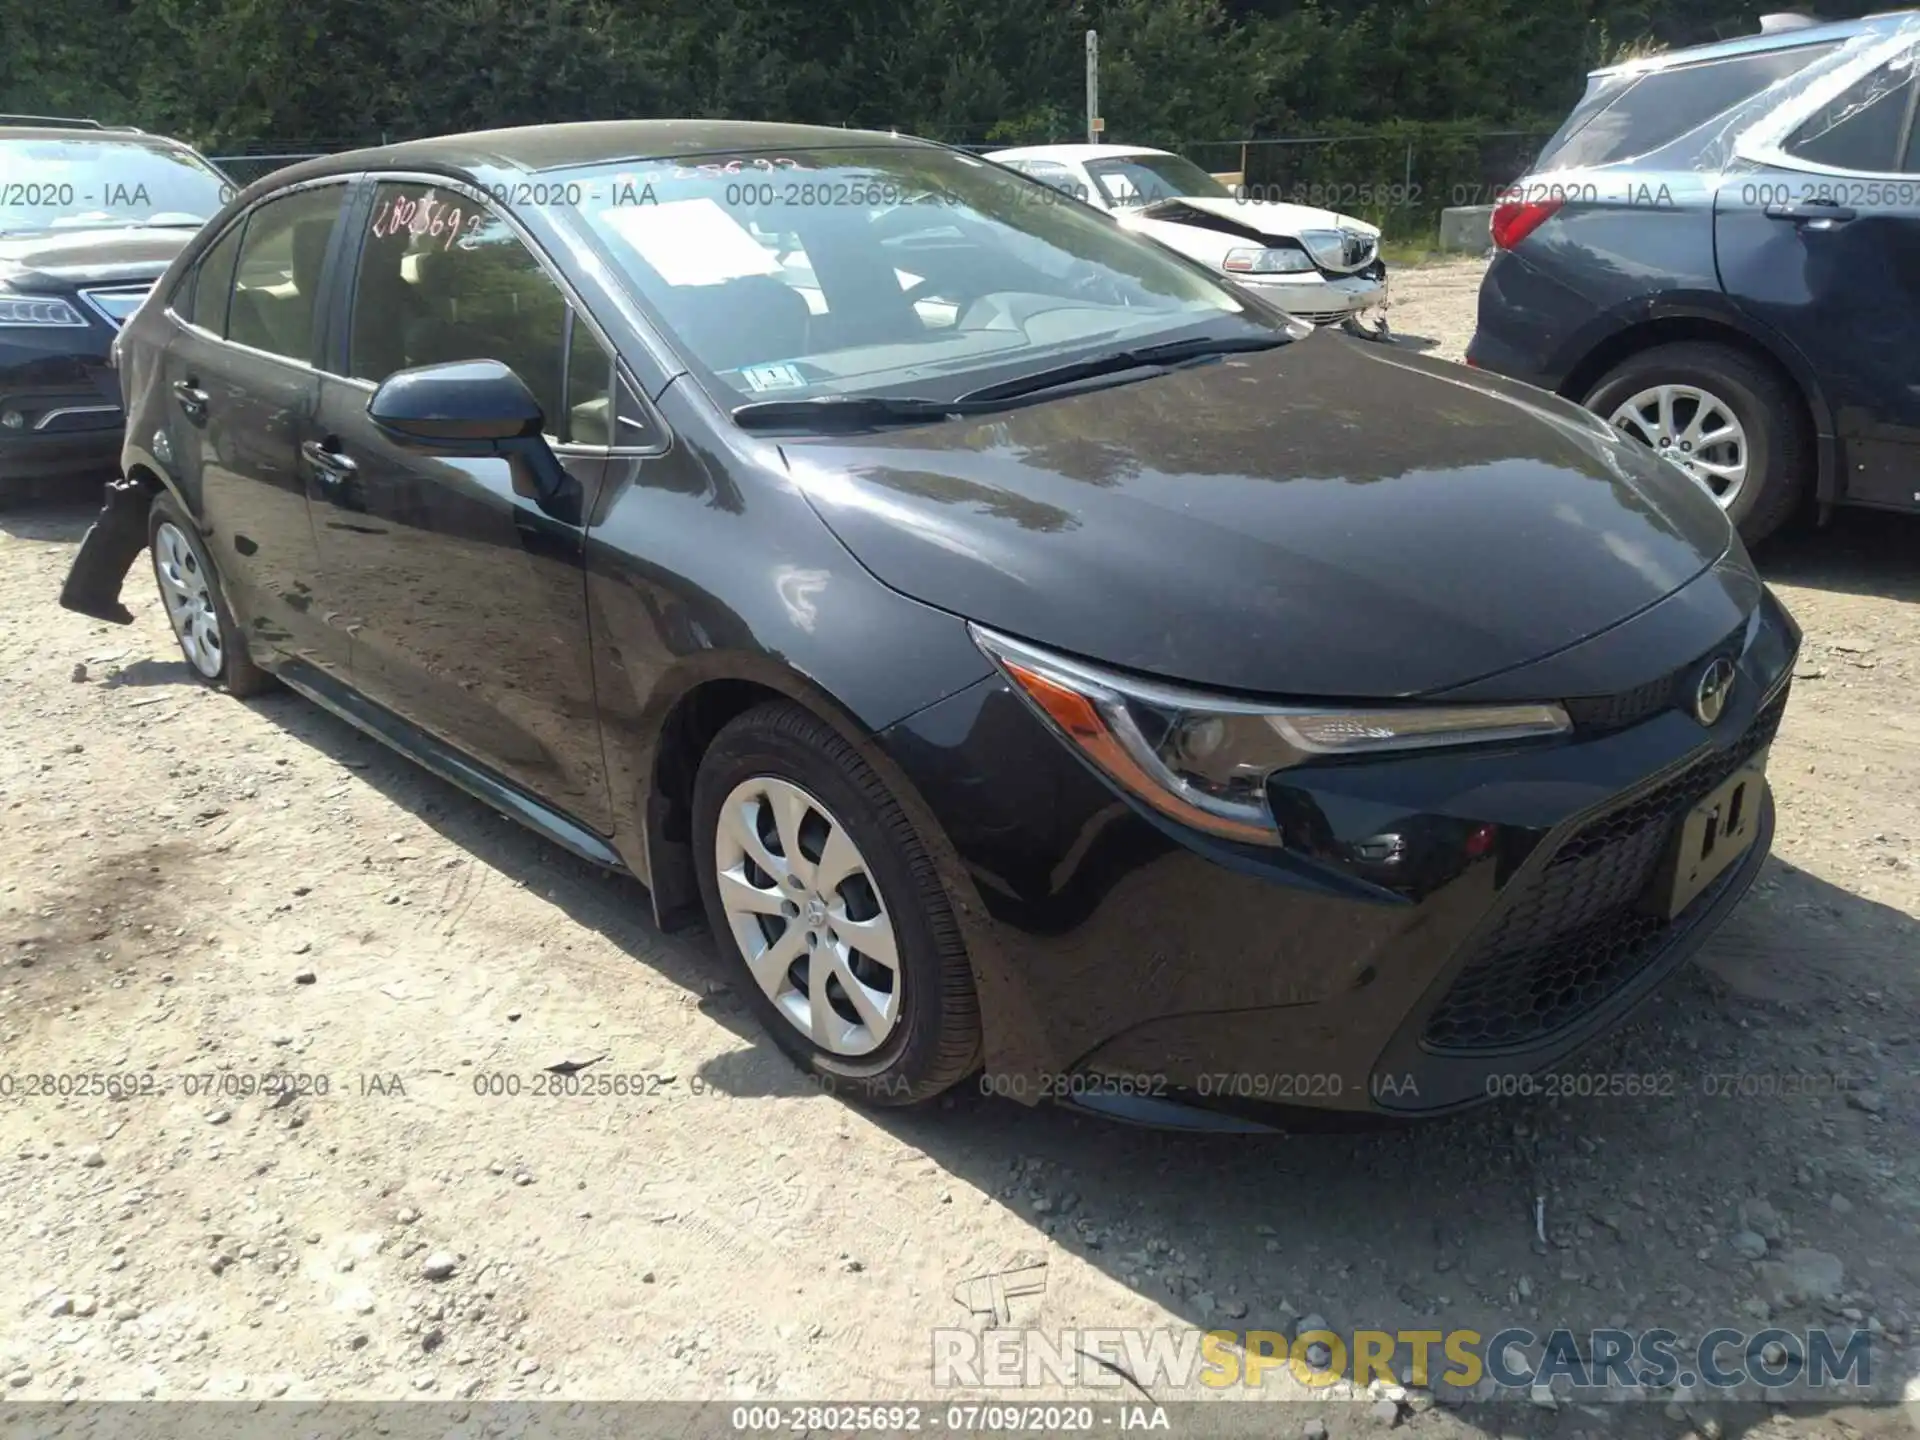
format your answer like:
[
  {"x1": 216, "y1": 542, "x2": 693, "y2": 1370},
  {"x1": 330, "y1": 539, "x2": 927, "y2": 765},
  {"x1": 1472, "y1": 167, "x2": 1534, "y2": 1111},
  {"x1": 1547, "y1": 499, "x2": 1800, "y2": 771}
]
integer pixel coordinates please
[{"x1": 1693, "y1": 657, "x2": 1736, "y2": 726}]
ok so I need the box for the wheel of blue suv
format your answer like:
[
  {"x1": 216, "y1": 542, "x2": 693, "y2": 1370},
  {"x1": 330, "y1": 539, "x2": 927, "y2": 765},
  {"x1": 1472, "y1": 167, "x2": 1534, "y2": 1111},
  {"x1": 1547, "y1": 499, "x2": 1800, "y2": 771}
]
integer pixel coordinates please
[
  {"x1": 692, "y1": 700, "x2": 981, "y2": 1105},
  {"x1": 1585, "y1": 342, "x2": 1811, "y2": 546},
  {"x1": 147, "y1": 492, "x2": 275, "y2": 698}
]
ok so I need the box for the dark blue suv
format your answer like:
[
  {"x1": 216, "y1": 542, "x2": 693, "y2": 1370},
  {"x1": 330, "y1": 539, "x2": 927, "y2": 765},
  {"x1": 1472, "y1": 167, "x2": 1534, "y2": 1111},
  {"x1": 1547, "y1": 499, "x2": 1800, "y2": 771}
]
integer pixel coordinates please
[{"x1": 1468, "y1": 12, "x2": 1920, "y2": 544}]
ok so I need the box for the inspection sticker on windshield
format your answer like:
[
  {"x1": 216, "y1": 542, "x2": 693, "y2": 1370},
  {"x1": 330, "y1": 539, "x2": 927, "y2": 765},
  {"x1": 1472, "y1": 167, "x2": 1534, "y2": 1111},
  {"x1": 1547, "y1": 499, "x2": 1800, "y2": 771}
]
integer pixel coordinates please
[{"x1": 738, "y1": 363, "x2": 808, "y2": 393}]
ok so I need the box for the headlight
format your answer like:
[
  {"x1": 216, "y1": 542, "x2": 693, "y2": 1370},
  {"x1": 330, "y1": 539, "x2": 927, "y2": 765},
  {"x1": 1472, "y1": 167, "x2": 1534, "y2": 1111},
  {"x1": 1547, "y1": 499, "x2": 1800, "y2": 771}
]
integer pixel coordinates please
[
  {"x1": 972, "y1": 626, "x2": 1571, "y2": 846},
  {"x1": 1221, "y1": 246, "x2": 1316, "y2": 275},
  {"x1": 0, "y1": 294, "x2": 88, "y2": 328}
]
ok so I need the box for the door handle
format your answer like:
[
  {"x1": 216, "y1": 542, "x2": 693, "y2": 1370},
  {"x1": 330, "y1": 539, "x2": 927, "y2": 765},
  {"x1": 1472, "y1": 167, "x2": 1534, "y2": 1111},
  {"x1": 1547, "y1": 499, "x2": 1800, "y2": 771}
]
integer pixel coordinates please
[
  {"x1": 1763, "y1": 200, "x2": 1858, "y2": 226},
  {"x1": 172, "y1": 379, "x2": 208, "y2": 420},
  {"x1": 300, "y1": 439, "x2": 359, "y2": 486}
]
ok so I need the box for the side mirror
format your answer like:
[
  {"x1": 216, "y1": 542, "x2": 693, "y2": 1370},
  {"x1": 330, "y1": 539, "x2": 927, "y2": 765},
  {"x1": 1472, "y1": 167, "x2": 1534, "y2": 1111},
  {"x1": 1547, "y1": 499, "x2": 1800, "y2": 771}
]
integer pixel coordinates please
[
  {"x1": 368, "y1": 360, "x2": 545, "y2": 446},
  {"x1": 367, "y1": 360, "x2": 582, "y2": 526}
]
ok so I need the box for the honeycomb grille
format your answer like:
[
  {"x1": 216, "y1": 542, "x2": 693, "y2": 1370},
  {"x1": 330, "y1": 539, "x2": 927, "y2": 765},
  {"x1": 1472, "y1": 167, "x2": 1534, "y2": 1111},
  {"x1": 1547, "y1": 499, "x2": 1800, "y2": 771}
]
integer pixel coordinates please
[
  {"x1": 1561, "y1": 673, "x2": 1677, "y2": 733},
  {"x1": 1422, "y1": 685, "x2": 1788, "y2": 1053},
  {"x1": 1560, "y1": 630, "x2": 1745, "y2": 735}
]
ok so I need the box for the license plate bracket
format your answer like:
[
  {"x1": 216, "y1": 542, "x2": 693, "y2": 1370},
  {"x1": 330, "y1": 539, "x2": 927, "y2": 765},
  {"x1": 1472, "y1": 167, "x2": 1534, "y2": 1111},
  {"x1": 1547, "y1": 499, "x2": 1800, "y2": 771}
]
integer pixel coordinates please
[{"x1": 1649, "y1": 749, "x2": 1769, "y2": 920}]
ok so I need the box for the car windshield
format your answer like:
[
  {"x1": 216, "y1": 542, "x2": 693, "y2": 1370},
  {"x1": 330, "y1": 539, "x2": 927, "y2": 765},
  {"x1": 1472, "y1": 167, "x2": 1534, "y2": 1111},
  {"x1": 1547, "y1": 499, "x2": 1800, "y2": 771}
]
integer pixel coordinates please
[
  {"x1": 0, "y1": 138, "x2": 228, "y2": 235},
  {"x1": 1083, "y1": 152, "x2": 1233, "y2": 208},
  {"x1": 547, "y1": 144, "x2": 1276, "y2": 408}
]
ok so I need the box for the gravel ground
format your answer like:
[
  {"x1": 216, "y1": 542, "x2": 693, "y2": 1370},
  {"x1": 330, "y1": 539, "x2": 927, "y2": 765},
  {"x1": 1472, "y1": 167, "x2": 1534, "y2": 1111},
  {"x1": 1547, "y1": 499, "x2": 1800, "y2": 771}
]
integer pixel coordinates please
[{"x1": 1, "y1": 258, "x2": 1917, "y2": 1437}]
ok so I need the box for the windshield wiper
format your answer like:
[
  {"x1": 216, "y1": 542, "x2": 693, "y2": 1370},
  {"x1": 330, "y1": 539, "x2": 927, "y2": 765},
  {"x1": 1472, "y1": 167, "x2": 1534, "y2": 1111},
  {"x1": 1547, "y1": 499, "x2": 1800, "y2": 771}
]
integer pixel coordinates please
[
  {"x1": 733, "y1": 394, "x2": 991, "y2": 432},
  {"x1": 955, "y1": 331, "x2": 1289, "y2": 405},
  {"x1": 731, "y1": 332, "x2": 1289, "y2": 433}
]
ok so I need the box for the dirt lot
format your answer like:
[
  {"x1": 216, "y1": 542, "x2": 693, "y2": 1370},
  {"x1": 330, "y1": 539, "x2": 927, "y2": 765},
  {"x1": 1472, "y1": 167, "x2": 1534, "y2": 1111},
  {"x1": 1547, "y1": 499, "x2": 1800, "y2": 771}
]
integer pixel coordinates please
[{"x1": 2, "y1": 258, "x2": 1917, "y2": 1436}]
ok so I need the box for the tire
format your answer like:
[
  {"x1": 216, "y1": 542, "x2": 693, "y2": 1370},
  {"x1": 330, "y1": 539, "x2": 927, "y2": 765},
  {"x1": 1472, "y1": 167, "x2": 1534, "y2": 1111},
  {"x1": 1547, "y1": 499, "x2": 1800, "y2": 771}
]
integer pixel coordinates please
[
  {"x1": 147, "y1": 493, "x2": 275, "y2": 697},
  {"x1": 692, "y1": 700, "x2": 981, "y2": 1105},
  {"x1": 1582, "y1": 342, "x2": 1811, "y2": 546}
]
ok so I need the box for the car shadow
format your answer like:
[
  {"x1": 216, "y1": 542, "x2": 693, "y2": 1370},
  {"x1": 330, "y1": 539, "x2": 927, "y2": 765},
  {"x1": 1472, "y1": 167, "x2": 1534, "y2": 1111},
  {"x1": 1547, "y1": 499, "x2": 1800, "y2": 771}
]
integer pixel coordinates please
[
  {"x1": 1755, "y1": 507, "x2": 1920, "y2": 607},
  {"x1": 0, "y1": 499, "x2": 96, "y2": 543},
  {"x1": 237, "y1": 685, "x2": 1915, "y2": 1433},
  {"x1": 101, "y1": 657, "x2": 195, "y2": 688},
  {"x1": 239, "y1": 688, "x2": 756, "y2": 1035},
  {"x1": 1387, "y1": 331, "x2": 1441, "y2": 355}
]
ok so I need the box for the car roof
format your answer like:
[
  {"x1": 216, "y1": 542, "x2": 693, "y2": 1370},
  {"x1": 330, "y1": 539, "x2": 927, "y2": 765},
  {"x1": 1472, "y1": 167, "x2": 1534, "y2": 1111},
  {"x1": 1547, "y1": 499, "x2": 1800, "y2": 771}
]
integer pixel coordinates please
[
  {"x1": 985, "y1": 143, "x2": 1168, "y2": 164},
  {"x1": 0, "y1": 124, "x2": 177, "y2": 146},
  {"x1": 262, "y1": 119, "x2": 935, "y2": 186},
  {"x1": 1590, "y1": 8, "x2": 1917, "y2": 77}
]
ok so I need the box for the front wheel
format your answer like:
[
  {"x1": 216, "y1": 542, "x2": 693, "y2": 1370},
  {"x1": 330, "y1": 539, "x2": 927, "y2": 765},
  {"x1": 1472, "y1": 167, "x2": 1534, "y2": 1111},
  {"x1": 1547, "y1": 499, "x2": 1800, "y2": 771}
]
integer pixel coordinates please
[
  {"x1": 1583, "y1": 342, "x2": 1811, "y2": 545},
  {"x1": 692, "y1": 700, "x2": 981, "y2": 1105}
]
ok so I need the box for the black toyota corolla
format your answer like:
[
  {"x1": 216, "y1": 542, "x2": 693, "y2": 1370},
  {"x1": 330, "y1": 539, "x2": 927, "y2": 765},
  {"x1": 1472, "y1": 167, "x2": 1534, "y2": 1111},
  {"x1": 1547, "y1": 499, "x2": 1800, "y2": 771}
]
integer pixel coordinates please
[{"x1": 60, "y1": 121, "x2": 1798, "y2": 1128}]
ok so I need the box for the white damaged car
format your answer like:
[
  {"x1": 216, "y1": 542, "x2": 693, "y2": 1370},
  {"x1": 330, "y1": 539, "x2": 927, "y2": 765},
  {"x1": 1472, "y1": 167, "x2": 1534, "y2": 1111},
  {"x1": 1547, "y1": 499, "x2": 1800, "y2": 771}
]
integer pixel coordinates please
[{"x1": 986, "y1": 143, "x2": 1389, "y2": 335}]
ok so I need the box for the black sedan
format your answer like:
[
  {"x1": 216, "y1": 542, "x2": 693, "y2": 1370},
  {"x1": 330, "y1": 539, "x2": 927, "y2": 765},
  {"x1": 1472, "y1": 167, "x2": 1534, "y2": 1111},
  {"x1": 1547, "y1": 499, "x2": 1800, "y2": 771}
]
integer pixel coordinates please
[
  {"x1": 1, "y1": 118, "x2": 232, "y2": 501},
  {"x1": 60, "y1": 120, "x2": 1798, "y2": 1128}
]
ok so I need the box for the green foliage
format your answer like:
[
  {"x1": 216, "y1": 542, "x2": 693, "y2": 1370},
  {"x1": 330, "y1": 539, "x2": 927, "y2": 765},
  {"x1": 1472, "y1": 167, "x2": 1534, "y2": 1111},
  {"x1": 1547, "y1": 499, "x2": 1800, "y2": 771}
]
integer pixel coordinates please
[{"x1": 0, "y1": 0, "x2": 1887, "y2": 159}]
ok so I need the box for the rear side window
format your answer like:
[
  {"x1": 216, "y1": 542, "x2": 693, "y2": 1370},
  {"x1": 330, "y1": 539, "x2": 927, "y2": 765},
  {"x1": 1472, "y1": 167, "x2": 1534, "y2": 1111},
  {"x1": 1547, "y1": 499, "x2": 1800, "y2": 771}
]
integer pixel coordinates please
[
  {"x1": 181, "y1": 220, "x2": 244, "y2": 335},
  {"x1": 1785, "y1": 53, "x2": 1920, "y2": 171},
  {"x1": 225, "y1": 186, "x2": 346, "y2": 363},
  {"x1": 1536, "y1": 43, "x2": 1839, "y2": 170}
]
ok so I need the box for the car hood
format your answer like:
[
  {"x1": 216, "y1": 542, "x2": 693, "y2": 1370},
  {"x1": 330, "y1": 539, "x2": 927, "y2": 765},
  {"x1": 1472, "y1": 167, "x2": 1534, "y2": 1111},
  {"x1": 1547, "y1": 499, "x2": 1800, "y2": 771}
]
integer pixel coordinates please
[
  {"x1": 1119, "y1": 196, "x2": 1381, "y2": 272},
  {"x1": 1126, "y1": 193, "x2": 1375, "y2": 234},
  {"x1": 778, "y1": 331, "x2": 1736, "y2": 699},
  {"x1": 0, "y1": 226, "x2": 196, "y2": 288}
]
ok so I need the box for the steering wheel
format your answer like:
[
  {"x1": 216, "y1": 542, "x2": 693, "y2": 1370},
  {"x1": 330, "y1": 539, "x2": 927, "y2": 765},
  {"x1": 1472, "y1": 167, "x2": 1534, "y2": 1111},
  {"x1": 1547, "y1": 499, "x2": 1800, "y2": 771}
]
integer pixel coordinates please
[{"x1": 1063, "y1": 269, "x2": 1134, "y2": 307}]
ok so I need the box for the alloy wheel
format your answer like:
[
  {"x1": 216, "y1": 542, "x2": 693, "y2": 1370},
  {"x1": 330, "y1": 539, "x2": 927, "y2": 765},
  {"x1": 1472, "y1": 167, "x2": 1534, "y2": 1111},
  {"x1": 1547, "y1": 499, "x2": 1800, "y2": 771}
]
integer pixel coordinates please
[
  {"x1": 713, "y1": 775, "x2": 902, "y2": 1056},
  {"x1": 152, "y1": 521, "x2": 224, "y2": 678},
  {"x1": 1606, "y1": 384, "x2": 1748, "y2": 509}
]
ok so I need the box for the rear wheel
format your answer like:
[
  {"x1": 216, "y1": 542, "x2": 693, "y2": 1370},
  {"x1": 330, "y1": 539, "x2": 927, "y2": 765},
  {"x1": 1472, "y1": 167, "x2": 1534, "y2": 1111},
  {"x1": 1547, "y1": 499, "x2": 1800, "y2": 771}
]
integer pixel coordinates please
[
  {"x1": 1583, "y1": 342, "x2": 1810, "y2": 545},
  {"x1": 692, "y1": 700, "x2": 980, "y2": 1105},
  {"x1": 148, "y1": 493, "x2": 274, "y2": 697}
]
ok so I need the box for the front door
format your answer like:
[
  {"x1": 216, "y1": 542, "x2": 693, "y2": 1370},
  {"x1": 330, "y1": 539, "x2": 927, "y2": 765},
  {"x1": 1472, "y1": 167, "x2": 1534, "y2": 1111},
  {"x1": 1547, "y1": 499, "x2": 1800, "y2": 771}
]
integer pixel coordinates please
[
  {"x1": 1717, "y1": 42, "x2": 1920, "y2": 512},
  {"x1": 304, "y1": 179, "x2": 615, "y2": 832},
  {"x1": 162, "y1": 182, "x2": 351, "y2": 672}
]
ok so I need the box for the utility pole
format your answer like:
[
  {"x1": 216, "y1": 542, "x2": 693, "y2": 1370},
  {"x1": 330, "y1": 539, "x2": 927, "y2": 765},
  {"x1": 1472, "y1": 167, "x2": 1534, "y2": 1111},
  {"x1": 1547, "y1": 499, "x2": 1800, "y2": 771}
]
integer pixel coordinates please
[{"x1": 1085, "y1": 30, "x2": 1102, "y2": 144}]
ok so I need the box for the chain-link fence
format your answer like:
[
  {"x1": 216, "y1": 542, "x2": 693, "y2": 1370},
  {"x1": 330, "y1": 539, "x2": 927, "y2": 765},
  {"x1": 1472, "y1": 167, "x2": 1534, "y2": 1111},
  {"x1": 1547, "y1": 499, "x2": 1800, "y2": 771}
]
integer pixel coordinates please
[{"x1": 1181, "y1": 130, "x2": 1552, "y2": 239}]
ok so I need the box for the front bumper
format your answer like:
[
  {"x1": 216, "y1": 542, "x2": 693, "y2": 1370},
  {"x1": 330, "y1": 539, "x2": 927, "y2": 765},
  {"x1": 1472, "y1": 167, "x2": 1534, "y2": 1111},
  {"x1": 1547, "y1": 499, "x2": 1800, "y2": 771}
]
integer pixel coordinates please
[
  {"x1": 880, "y1": 570, "x2": 1798, "y2": 1121},
  {"x1": 0, "y1": 421, "x2": 122, "y2": 491},
  {"x1": 1242, "y1": 268, "x2": 1386, "y2": 325},
  {"x1": 0, "y1": 340, "x2": 124, "y2": 492}
]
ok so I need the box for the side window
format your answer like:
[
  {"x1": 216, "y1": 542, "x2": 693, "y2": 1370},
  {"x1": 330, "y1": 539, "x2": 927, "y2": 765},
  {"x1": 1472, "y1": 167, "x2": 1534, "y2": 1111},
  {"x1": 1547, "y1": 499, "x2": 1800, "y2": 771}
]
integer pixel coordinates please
[
  {"x1": 1785, "y1": 54, "x2": 1920, "y2": 172},
  {"x1": 350, "y1": 182, "x2": 567, "y2": 434},
  {"x1": 225, "y1": 186, "x2": 344, "y2": 363},
  {"x1": 180, "y1": 219, "x2": 244, "y2": 335},
  {"x1": 1540, "y1": 43, "x2": 1839, "y2": 170},
  {"x1": 563, "y1": 310, "x2": 613, "y2": 447},
  {"x1": 1017, "y1": 160, "x2": 1092, "y2": 201}
]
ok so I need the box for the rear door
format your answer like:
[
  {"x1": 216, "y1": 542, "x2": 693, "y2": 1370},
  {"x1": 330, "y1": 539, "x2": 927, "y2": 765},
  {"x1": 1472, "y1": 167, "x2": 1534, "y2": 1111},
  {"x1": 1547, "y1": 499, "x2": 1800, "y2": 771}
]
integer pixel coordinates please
[
  {"x1": 1716, "y1": 41, "x2": 1920, "y2": 512},
  {"x1": 161, "y1": 180, "x2": 352, "y2": 673},
  {"x1": 303, "y1": 177, "x2": 617, "y2": 830}
]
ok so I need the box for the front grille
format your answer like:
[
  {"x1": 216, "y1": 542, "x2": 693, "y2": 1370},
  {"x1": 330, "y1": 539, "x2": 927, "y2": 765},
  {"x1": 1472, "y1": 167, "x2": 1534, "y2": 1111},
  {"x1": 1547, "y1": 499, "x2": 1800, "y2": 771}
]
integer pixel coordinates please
[
  {"x1": 1422, "y1": 684, "x2": 1787, "y2": 1052},
  {"x1": 1560, "y1": 629, "x2": 1745, "y2": 735},
  {"x1": 1561, "y1": 672, "x2": 1676, "y2": 733}
]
